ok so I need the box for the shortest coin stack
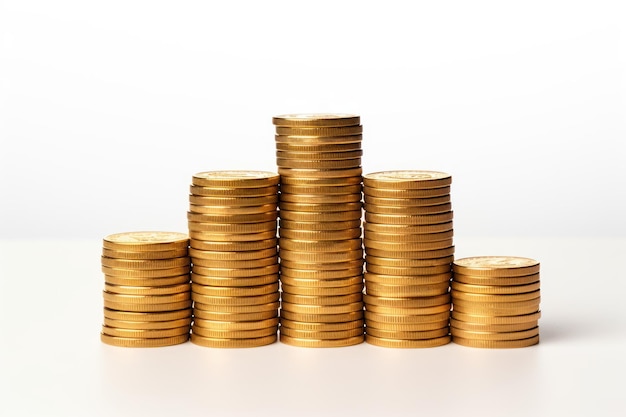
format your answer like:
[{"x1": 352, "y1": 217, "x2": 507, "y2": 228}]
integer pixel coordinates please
[
  {"x1": 100, "y1": 232, "x2": 192, "y2": 347},
  {"x1": 451, "y1": 256, "x2": 541, "y2": 348}
]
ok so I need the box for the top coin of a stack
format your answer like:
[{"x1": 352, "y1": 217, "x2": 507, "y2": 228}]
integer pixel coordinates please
[
  {"x1": 363, "y1": 171, "x2": 452, "y2": 189},
  {"x1": 272, "y1": 113, "x2": 360, "y2": 127},
  {"x1": 103, "y1": 232, "x2": 189, "y2": 252},
  {"x1": 453, "y1": 257, "x2": 540, "y2": 277},
  {"x1": 192, "y1": 171, "x2": 279, "y2": 188}
]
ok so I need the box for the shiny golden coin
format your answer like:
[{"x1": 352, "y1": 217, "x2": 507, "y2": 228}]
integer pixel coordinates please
[
  {"x1": 365, "y1": 318, "x2": 450, "y2": 331},
  {"x1": 279, "y1": 248, "x2": 363, "y2": 263},
  {"x1": 280, "y1": 326, "x2": 363, "y2": 340},
  {"x1": 191, "y1": 170, "x2": 279, "y2": 188},
  {"x1": 102, "y1": 247, "x2": 188, "y2": 260},
  {"x1": 278, "y1": 209, "x2": 362, "y2": 222},
  {"x1": 191, "y1": 282, "x2": 278, "y2": 297},
  {"x1": 451, "y1": 326, "x2": 539, "y2": 341},
  {"x1": 453, "y1": 256, "x2": 540, "y2": 277},
  {"x1": 101, "y1": 256, "x2": 190, "y2": 270},
  {"x1": 272, "y1": 113, "x2": 360, "y2": 127},
  {"x1": 279, "y1": 227, "x2": 362, "y2": 241},
  {"x1": 276, "y1": 125, "x2": 363, "y2": 136},
  {"x1": 451, "y1": 281, "x2": 541, "y2": 295},
  {"x1": 280, "y1": 266, "x2": 362, "y2": 280},
  {"x1": 364, "y1": 230, "x2": 453, "y2": 243},
  {"x1": 279, "y1": 238, "x2": 362, "y2": 252},
  {"x1": 364, "y1": 311, "x2": 450, "y2": 324},
  {"x1": 101, "y1": 333, "x2": 188, "y2": 347},
  {"x1": 365, "y1": 281, "x2": 449, "y2": 297},
  {"x1": 192, "y1": 264, "x2": 279, "y2": 277},
  {"x1": 192, "y1": 309, "x2": 278, "y2": 321},
  {"x1": 187, "y1": 221, "x2": 277, "y2": 234},
  {"x1": 279, "y1": 218, "x2": 361, "y2": 231},
  {"x1": 451, "y1": 311, "x2": 541, "y2": 325},
  {"x1": 279, "y1": 258, "x2": 363, "y2": 271},
  {"x1": 187, "y1": 211, "x2": 278, "y2": 224},
  {"x1": 452, "y1": 304, "x2": 540, "y2": 317},
  {"x1": 278, "y1": 167, "x2": 363, "y2": 179},
  {"x1": 103, "y1": 308, "x2": 191, "y2": 322},
  {"x1": 364, "y1": 294, "x2": 450, "y2": 308},
  {"x1": 281, "y1": 292, "x2": 362, "y2": 306},
  {"x1": 192, "y1": 325, "x2": 277, "y2": 339},
  {"x1": 365, "y1": 211, "x2": 453, "y2": 225},
  {"x1": 280, "y1": 173, "x2": 363, "y2": 186},
  {"x1": 277, "y1": 158, "x2": 362, "y2": 169},
  {"x1": 280, "y1": 301, "x2": 363, "y2": 315},
  {"x1": 365, "y1": 255, "x2": 454, "y2": 267},
  {"x1": 363, "y1": 170, "x2": 451, "y2": 189},
  {"x1": 276, "y1": 141, "x2": 361, "y2": 153},
  {"x1": 365, "y1": 303, "x2": 450, "y2": 315},
  {"x1": 191, "y1": 273, "x2": 278, "y2": 287},
  {"x1": 367, "y1": 248, "x2": 455, "y2": 261},
  {"x1": 452, "y1": 272, "x2": 540, "y2": 286},
  {"x1": 280, "y1": 183, "x2": 362, "y2": 195},
  {"x1": 189, "y1": 194, "x2": 278, "y2": 207},
  {"x1": 102, "y1": 291, "x2": 190, "y2": 304},
  {"x1": 194, "y1": 301, "x2": 280, "y2": 314},
  {"x1": 452, "y1": 297, "x2": 541, "y2": 310},
  {"x1": 277, "y1": 149, "x2": 364, "y2": 160},
  {"x1": 279, "y1": 193, "x2": 362, "y2": 204},
  {"x1": 364, "y1": 221, "x2": 453, "y2": 234},
  {"x1": 364, "y1": 195, "x2": 451, "y2": 207},
  {"x1": 192, "y1": 317, "x2": 279, "y2": 330},
  {"x1": 364, "y1": 203, "x2": 452, "y2": 215},
  {"x1": 104, "y1": 273, "x2": 190, "y2": 287},
  {"x1": 279, "y1": 334, "x2": 364, "y2": 347},
  {"x1": 189, "y1": 203, "x2": 277, "y2": 215},
  {"x1": 452, "y1": 335, "x2": 539, "y2": 349},
  {"x1": 279, "y1": 275, "x2": 364, "y2": 289},
  {"x1": 450, "y1": 318, "x2": 538, "y2": 333},
  {"x1": 275, "y1": 134, "x2": 362, "y2": 145},
  {"x1": 103, "y1": 300, "x2": 192, "y2": 312},
  {"x1": 366, "y1": 263, "x2": 451, "y2": 276},
  {"x1": 103, "y1": 231, "x2": 189, "y2": 251},
  {"x1": 281, "y1": 283, "x2": 363, "y2": 296},
  {"x1": 366, "y1": 327, "x2": 449, "y2": 340},
  {"x1": 451, "y1": 290, "x2": 541, "y2": 303},
  {"x1": 104, "y1": 282, "x2": 190, "y2": 296},
  {"x1": 102, "y1": 325, "x2": 190, "y2": 338},
  {"x1": 192, "y1": 292, "x2": 280, "y2": 306},
  {"x1": 279, "y1": 309, "x2": 363, "y2": 323},
  {"x1": 191, "y1": 256, "x2": 278, "y2": 269},
  {"x1": 363, "y1": 185, "x2": 450, "y2": 198},
  {"x1": 103, "y1": 317, "x2": 192, "y2": 330},
  {"x1": 279, "y1": 201, "x2": 362, "y2": 213},
  {"x1": 190, "y1": 333, "x2": 276, "y2": 348},
  {"x1": 190, "y1": 184, "x2": 278, "y2": 197},
  {"x1": 189, "y1": 247, "x2": 277, "y2": 261},
  {"x1": 364, "y1": 272, "x2": 451, "y2": 286},
  {"x1": 190, "y1": 238, "x2": 277, "y2": 252},
  {"x1": 280, "y1": 319, "x2": 364, "y2": 331},
  {"x1": 364, "y1": 238, "x2": 453, "y2": 252},
  {"x1": 102, "y1": 265, "x2": 191, "y2": 278},
  {"x1": 365, "y1": 334, "x2": 450, "y2": 348}
]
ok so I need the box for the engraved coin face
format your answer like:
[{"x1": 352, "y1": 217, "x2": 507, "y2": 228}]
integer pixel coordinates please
[
  {"x1": 365, "y1": 170, "x2": 450, "y2": 181},
  {"x1": 275, "y1": 113, "x2": 358, "y2": 120},
  {"x1": 193, "y1": 171, "x2": 278, "y2": 180},
  {"x1": 104, "y1": 231, "x2": 188, "y2": 244},
  {"x1": 454, "y1": 256, "x2": 539, "y2": 269}
]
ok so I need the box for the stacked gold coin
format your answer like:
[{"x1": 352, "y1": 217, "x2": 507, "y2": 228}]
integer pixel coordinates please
[
  {"x1": 451, "y1": 256, "x2": 541, "y2": 348},
  {"x1": 273, "y1": 114, "x2": 365, "y2": 347},
  {"x1": 100, "y1": 231, "x2": 192, "y2": 347},
  {"x1": 362, "y1": 171, "x2": 454, "y2": 348},
  {"x1": 188, "y1": 171, "x2": 280, "y2": 348}
]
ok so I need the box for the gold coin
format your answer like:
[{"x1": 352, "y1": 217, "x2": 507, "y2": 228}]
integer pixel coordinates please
[
  {"x1": 103, "y1": 317, "x2": 192, "y2": 330},
  {"x1": 452, "y1": 304, "x2": 540, "y2": 317},
  {"x1": 365, "y1": 304, "x2": 450, "y2": 315},
  {"x1": 102, "y1": 247, "x2": 188, "y2": 260},
  {"x1": 364, "y1": 203, "x2": 452, "y2": 216},
  {"x1": 279, "y1": 193, "x2": 362, "y2": 204},
  {"x1": 278, "y1": 167, "x2": 363, "y2": 179},
  {"x1": 192, "y1": 317, "x2": 279, "y2": 330},
  {"x1": 279, "y1": 326, "x2": 363, "y2": 340},
  {"x1": 453, "y1": 256, "x2": 540, "y2": 277},
  {"x1": 366, "y1": 327, "x2": 449, "y2": 340},
  {"x1": 276, "y1": 141, "x2": 361, "y2": 152},
  {"x1": 366, "y1": 263, "x2": 451, "y2": 276},
  {"x1": 364, "y1": 272, "x2": 451, "y2": 286},
  {"x1": 451, "y1": 311, "x2": 541, "y2": 325},
  {"x1": 279, "y1": 309, "x2": 363, "y2": 323},
  {"x1": 104, "y1": 273, "x2": 190, "y2": 287},
  {"x1": 278, "y1": 209, "x2": 362, "y2": 222},
  {"x1": 281, "y1": 292, "x2": 362, "y2": 306},
  {"x1": 191, "y1": 256, "x2": 278, "y2": 269},
  {"x1": 365, "y1": 211, "x2": 453, "y2": 225},
  {"x1": 103, "y1": 231, "x2": 189, "y2": 251},
  {"x1": 451, "y1": 290, "x2": 541, "y2": 303},
  {"x1": 102, "y1": 291, "x2": 190, "y2": 304},
  {"x1": 101, "y1": 333, "x2": 188, "y2": 348},
  {"x1": 192, "y1": 309, "x2": 278, "y2": 321},
  {"x1": 364, "y1": 230, "x2": 453, "y2": 243},
  {"x1": 365, "y1": 255, "x2": 454, "y2": 267},
  {"x1": 101, "y1": 256, "x2": 190, "y2": 270},
  {"x1": 191, "y1": 170, "x2": 279, "y2": 188},
  {"x1": 190, "y1": 333, "x2": 276, "y2": 348},
  {"x1": 364, "y1": 294, "x2": 450, "y2": 308},
  {"x1": 272, "y1": 113, "x2": 360, "y2": 127},
  {"x1": 102, "y1": 265, "x2": 191, "y2": 278},
  {"x1": 104, "y1": 282, "x2": 190, "y2": 296},
  {"x1": 363, "y1": 186, "x2": 450, "y2": 198},
  {"x1": 187, "y1": 222, "x2": 277, "y2": 234},
  {"x1": 452, "y1": 335, "x2": 539, "y2": 349},
  {"x1": 365, "y1": 318, "x2": 450, "y2": 331},
  {"x1": 279, "y1": 228, "x2": 362, "y2": 241},
  {"x1": 191, "y1": 273, "x2": 278, "y2": 287},
  {"x1": 279, "y1": 201, "x2": 362, "y2": 213},
  {"x1": 277, "y1": 149, "x2": 364, "y2": 160},
  {"x1": 103, "y1": 308, "x2": 191, "y2": 322},
  {"x1": 364, "y1": 311, "x2": 450, "y2": 324},
  {"x1": 279, "y1": 334, "x2": 364, "y2": 347},
  {"x1": 103, "y1": 300, "x2": 192, "y2": 312},
  {"x1": 189, "y1": 194, "x2": 278, "y2": 207},
  {"x1": 451, "y1": 297, "x2": 541, "y2": 310},
  {"x1": 189, "y1": 247, "x2": 277, "y2": 261},
  {"x1": 364, "y1": 221, "x2": 453, "y2": 234},
  {"x1": 281, "y1": 283, "x2": 363, "y2": 296},
  {"x1": 365, "y1": 334, "x2": 451, "y2": 348},
  {"x1": 280, "y1": 266, "x2": 363, "y2": 280},
  {"x1": 190, "y1": 238, "x2": 277, "y2": 252},
  {"x1": 277, "y1": 158, "x2": 362, "y2": 170},
  {"x1": 191, "y1": 325, "x2": 277, "y2": 339},
  {"x1": 279, "y1": 238, "x2": 362, "y2": 252},
  {"x1": 194, "y1": 301, "x2": 280, "y2": 314},
  {"x1": 279, "y1": 248, "x2": 363, "y2": 263},
  {"x1": 275, "y1": 125, "x2": 363, "y2": 136},
  {"x1": 280, "y1": 301, "x2": 363, "y2": 315},
  {"x1": 187, "y1": 211, "x2": 278, "y2": 224},
  {"x1": 451, "y1": 326, "x2": 539, "y2": 341},
  {"x1": 452, "y1": 272, "x2": 540, "y2": 286},
  {"x1": 280, "y1": 183, "x2": 362, "y2": 195},
  {"x1": 450, "y1": 318, "x2": 538, "y2": 333},
  {"x1": 279, "y1": 275, "x2": 363, "y2": 289},
  {"x1": 192, "y1": 264, "x2": 280, "y2": 277},
  {"x1": 364, "y1": 238, "x2": 453, "y2": 252},
  {"x1": 280, "y1": 174, "x2": 362, "y2": 186},
  {"x1": 363, "y1": 170, "x2": 452, "y2": 189},
  {"x1": 365, "y1": 281, "x2": 449, "y2": 297},
  {"x1": 279, "y1": 258, "x2": 363, "y2": 271},
  {"x1": 192, "y1": 292, "x2": 280, "y2": 306},
  {"x1": 102, "y1": 325, "x2": 190, "y2": 338},
  {"x1": 275, "y1": 134, "x2": 362, "y2": 145},
  {"x1": 189, "y1": 203, "x2": 277, "y2": 215},
  {"x1": 280, "y1": 319, "x2": 364, "y2": 331},
  {"x1": 363, "y1": 195, "x2": 451, "y2": 207},
  {"x1": 451, "y1": 281, "x2": 541, "y2": 295},
  {"x1": 191, "y1": 282, "x2": 278, "y2": 297},
  {"x1": 279, "y1": 219, "x2": 361, "y2": 231},
  {"x1": 190, "y1": 184, "x2": 278, "y2": 197}
]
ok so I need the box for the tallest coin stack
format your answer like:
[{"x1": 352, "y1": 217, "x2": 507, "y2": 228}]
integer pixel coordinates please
[{"x1": 273, "y1": 114, "x2": 365, "y2": 347}]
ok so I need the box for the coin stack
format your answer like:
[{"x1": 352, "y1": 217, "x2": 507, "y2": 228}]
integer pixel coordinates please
[
  {"x1": 100, "y1": 232, "x2": 192, "y2": 347},
  {"x1": 362, "y1": 171, "x2": 454, "y2": 348},
  {"x1": 187, "y1": 171, "x2": 280, "y2": 348},
  {"x1": 451, "y1": 256, "x2": 541, "y2": 348},
  {"x1": 273, "y1": 114, "x2": 365, "y2": 348}
]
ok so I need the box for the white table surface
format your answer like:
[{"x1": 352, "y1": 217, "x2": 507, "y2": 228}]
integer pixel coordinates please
[{"x1": 1, "y1": 237, "x2": 624, "y2": 417}]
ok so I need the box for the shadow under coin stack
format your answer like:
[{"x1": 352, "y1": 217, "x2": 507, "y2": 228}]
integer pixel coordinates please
[
  {"x1": 273, "y1": 114, "x2": 365, "y2": 347},
  {"x1": 362, "y1": 171, "x2": 454, "y2": 348},
  {"x1": 100, "y1": 232, "x2": 192, "y2": 347},
  {"x1": 188, "y1": 171, "x2": 280, "y2": 348},
  {"x1": 451, "y1": 256, "x2": 541, "y2": 348}
]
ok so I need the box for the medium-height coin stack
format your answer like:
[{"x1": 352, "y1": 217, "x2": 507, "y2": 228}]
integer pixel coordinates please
[
  {"x1": 187, "y1": 171, "x2": 281, "y2": 348},
  {"x1": 273, "y1": 114, "x2": 365, "y2": 347},
  {"x1": 451, "y1": 256, "x2": 541, "y2": 348},
  {"x1": 362, "y1": 171, "x2": 454, "y2": 348},
  {"x1": 100, "y1": 232, "x2": 192, "y2": 347}
]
